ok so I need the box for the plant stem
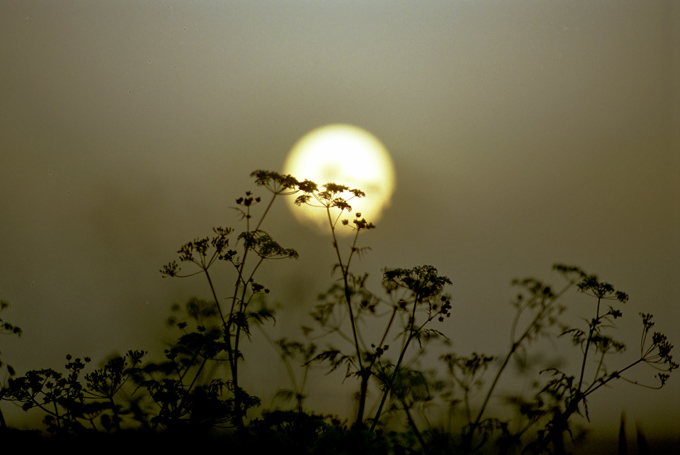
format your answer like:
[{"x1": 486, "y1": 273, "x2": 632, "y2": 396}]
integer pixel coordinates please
[
  {"x1": 401, "y1": 397, "x2": 430, "y2": 455},
  {"x1": 577, "y1": 297, "x2": 602, "y2": 394},
  {"x1": 466, "y1": 281, "x2": 573, "y2": 450},
  {"x1": 325, "y1": 207, "x2": 368, "y2": 426},
  {"x1": 370, "y1": 297, "x2": 422, "y2": 432}
]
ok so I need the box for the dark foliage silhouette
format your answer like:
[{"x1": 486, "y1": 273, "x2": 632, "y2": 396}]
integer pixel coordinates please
[{"x1": 1, "y1": 171, "x2": 676, "y2": 454}]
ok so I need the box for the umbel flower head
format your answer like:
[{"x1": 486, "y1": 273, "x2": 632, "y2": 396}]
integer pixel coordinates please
[
  {"x1": 576, "y1": 274, "x2": 629, "y2": 303},
  {"x1": 383, "y1": 265, "x2": 452, "y2": 300}
]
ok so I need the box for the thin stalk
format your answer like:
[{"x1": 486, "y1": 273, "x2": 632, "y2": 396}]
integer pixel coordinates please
[
  {"x1": 541, "y1": 356, "x2": 646, "y2": 455},
  {"x1": 325, "y1": 207, "x2": 369, "y2": 426},
  {"x1": 345, "y1": 225, "x2": 362, "y2": 273},
  {"x1": 186, "y1": 356, "x2": 210, "y2": 393},
  {"x1": 176, "y1": 351, "x2": 200, "y2": 386},
  {"x1": 463, "y1": 385, "x2": 473, "y2": 423},
  {"x1": 401, "y1": 397, "x2": 430, "y2": 455},
  {"x1": 107, "y1": 395, "x2": 120, "y2": 430},
  {"x1": 299, "y1": 361, "x2": 310, "y2": 413},
  {"x1": 472, "y1": 342, "x2": 517, "y2": 431},
  {"x1": 204, "y1": 270, "x2": 236, "y2": 375},
  {"x1": 583, "y1": 357, "x2": 645, "y2": 397},
  {"x1": 592, "y1": 350, "x2": 606, "y2": 387},
  {"x1": 354, "y1": 301, "x2": 399, "y2": 422},
  {"x1": 255, "y1": 193, "x2": 278, "y2": 231},
  {"x1": 576, "y1": 297, "x2": 602, "y2": 394},
  {"x1": 467, "y1": 281, "x2": 573, "y2": 448},
  {"x1": 376, "y1": 307, "x2": 399, "y2": 354},
  {"x1": 326, "y1": 207, "x2": 364, "y2": 372},
  {"x1": 227, "y1": 193, "x2": 279, "y2": 428},
  {"x1": 370, "y1": 296, "x2": 421, "y2": 432},
  {"x1": 232, "y1": 274, "x2": 261, "y2": 388},
  {"x1": 225, "y1": 208, "x2": 256, "y2": 427}
]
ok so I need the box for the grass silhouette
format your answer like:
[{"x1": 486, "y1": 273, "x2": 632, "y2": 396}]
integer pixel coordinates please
[{"x1": 0, "y1": 170, "x2": 676, "y2": 454}]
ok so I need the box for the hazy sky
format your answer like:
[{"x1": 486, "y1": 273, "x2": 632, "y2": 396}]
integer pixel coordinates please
[{"x1": 1, "y1": 0, "x2": 678, "y2": 442}]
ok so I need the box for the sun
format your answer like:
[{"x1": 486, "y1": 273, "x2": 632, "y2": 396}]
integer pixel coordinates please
[{"x1": 283, "y1": 124, "x2": 396, "y2": 233}]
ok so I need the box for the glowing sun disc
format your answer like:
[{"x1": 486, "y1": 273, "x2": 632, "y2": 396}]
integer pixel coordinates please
[{"x1": 283, "y1": 124, "x2": 396, "y2": 233}]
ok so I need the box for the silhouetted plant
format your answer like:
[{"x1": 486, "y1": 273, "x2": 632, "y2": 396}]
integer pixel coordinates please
[
  {"x1": 269, "y1": 337, "x2": 317, "y2": 412},
  {"x1": 524, "y1": 274, "x2": 679, "y2": 455},
  {"x1": 5, "y1": 352, "x2": 144, "y2": 435},
  {"x1": 439, "y1": 352, "x2": 496, "y2": 430},
  {"x1": 404, "y1": 265, "x2": 677, "y2": 455},
  {"x1": 381, "y1": 366, "x2": 435, "y2": 454},
  {"x1": 159, "y1": 171, "x2": 302, "y2": 428},
  {"x1": 294, "y1": 181, "x2": 378, "y2": 427},
  {"x1": 294, "y1": 180, "x2": 453, "y2": 430},
  {"x1": 0, "y1": 170, "x2": 676, "y2": 455},
  {"x1": 131, "y1": 307, "x2": 240, "y2": 431},
  {"x1": 0, "y1": 300, "x2": 22, "y2": 428},
  {"x1": 457, "y1": 264, "x2": 584, "y2": 453},
  {"x1": 82, "y1": 350, "x2": 146, "y2": 432}
]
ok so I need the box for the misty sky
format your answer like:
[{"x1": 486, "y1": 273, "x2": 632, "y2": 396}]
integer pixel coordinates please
[{"x1": 1, "y1": 0, "x2": 678, "y2": 441}]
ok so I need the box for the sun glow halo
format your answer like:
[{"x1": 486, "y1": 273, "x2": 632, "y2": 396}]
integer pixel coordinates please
[{"x1": 283, "y1": 124, "x2": 396, "y2": 233}]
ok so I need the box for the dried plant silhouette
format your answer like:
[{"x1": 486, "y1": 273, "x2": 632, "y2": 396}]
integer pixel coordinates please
[
  {"x1": 0, "y1": 170, "x2": 676, "y2": 454},
  {"x1": 0, "y1": 301, "x2": 22, "y2": 429}
]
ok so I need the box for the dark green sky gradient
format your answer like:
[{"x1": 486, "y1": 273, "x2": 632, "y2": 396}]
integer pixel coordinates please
[{"x1": 1, "y1": 0, "x2": 678, "y2": 441}]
